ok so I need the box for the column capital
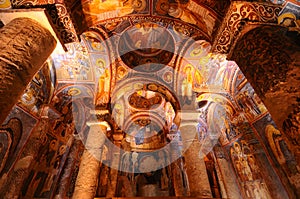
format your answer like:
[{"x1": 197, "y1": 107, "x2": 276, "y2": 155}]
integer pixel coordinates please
[
  {"x1": 86, "y1": 120, "x2": 111, "y2": 131},
  {"x1": 178, "y1": 110, "x2": 199, "y2": 124}
]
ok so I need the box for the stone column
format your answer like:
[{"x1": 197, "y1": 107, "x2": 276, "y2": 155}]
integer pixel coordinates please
[
  {"x1": 106, "y1": 134, "x2": 122, "y2": 198},
  {"x1": 183, "y1": 139, "x2": 212, "y2": 197},
  {"x1": 213, "y1": 156, "x2": 228, "y2": 198},
  {"x1": 72, "y1": 123, "x2": 107, "y2": 199},
  {"x1": 54, "y1": 136, "x2": 83, "y2": 199},
  {"x1": 106, "y1": 149, "x2": 120, "y2": 197},
  {"x1": 213, "y1": 145, "x2": 241, "y2": 199},
  {"x1": 170, "y1": 141, "x2": 186, "y2": 196},
  {"x1": 0, "y1": 17, "x2": 56, "y2": 124},
  {"x1": 228, "y1": 25, "x2": 300, "y2": 132},
  {"x1": 180, "y1": 112, "x2": 212, "y2": 198}
]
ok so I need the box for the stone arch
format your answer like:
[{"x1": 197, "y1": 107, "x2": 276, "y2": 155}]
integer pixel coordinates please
[
  {"x1": 80, "y1": 28, "x2": 115, "y2": 108},
  {"x1": 229, "y1": 24, "x2": 300, "y2": 132},
  {"x1": 197, "y1": 93, "x2": 237, "y2": 116},
  {"x1": 197, "y1": 93, "x2": 239, "y2": 146},
  {"x1": 212, "y1": 2, "x2": 281, "y2": 54},
  {"x1": 229, "y1": 25, "x2": 292, "y2": 98},
  {"x1": 51, "y1": 84, "x2": 95, "y2": 136},
  {"x1": 111, "y1": 79, "x2": 181, "y2": 115},
  {"x1": 174, "y1": 39, "x2": 212, "y2": 98}
]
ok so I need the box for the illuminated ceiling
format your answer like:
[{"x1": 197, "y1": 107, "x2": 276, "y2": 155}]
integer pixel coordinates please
[{"x1": 2, "y1": 0, "x2": 295, "y2": 151}]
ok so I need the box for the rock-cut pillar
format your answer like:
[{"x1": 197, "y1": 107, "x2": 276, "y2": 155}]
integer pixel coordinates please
[
  {"x1": 73, "y1": 123, "x2": 107, "y2": 199},
  {"x1": 179, "y1": 112, "x2": 213, "y2": 198},
  {"x1": 0, "y1": 17, "x2": 56, "y2": 124}
]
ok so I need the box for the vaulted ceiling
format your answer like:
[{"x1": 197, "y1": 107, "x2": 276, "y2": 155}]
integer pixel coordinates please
[
  {"x1": 1, "y1": 1, "x2": 300, "y2": 198},
  {"x1": 4, "y1": 0, "x2": 231, "y2": 44}
]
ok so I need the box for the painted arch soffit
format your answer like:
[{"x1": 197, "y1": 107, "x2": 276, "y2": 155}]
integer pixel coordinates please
[{"x1": 212, "y1": 1, "x2": 281, "y2": 54}]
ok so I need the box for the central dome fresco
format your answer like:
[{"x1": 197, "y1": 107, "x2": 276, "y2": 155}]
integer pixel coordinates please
[{"x1": 118, "y1": 22, "x2": 175, "y2": 72}]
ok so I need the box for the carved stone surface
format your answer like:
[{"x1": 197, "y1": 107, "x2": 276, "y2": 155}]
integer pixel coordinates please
[
  {"x1": 283, "y1": 101, "x2": 300, "y2": 148},
  {"x1": 180, "y1": 125, "x2": 212, "y2": 197},
  {"x1": 0, "y1": 17, "x2": 56, "y2": 124},
  {"x1": 183, "y1": 141, "x2": 212, "y2": 197},
  {"x1": 229, "y1": 25, "x2": 291, "y2": 97},
  {"x1": 73, "y1": 124, "x2": 107, "y2": 199},
  {"x1": 215, "y1": 155, "x2": 241, "y2": 198},
  {"x1": 230, "y1": 24, "x2": 300, "y2": 133}
]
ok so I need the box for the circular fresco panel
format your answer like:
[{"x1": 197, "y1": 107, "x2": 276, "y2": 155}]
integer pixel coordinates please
[{"x1": 118, "y1": 22, "x2": 175, "y2": 72}]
